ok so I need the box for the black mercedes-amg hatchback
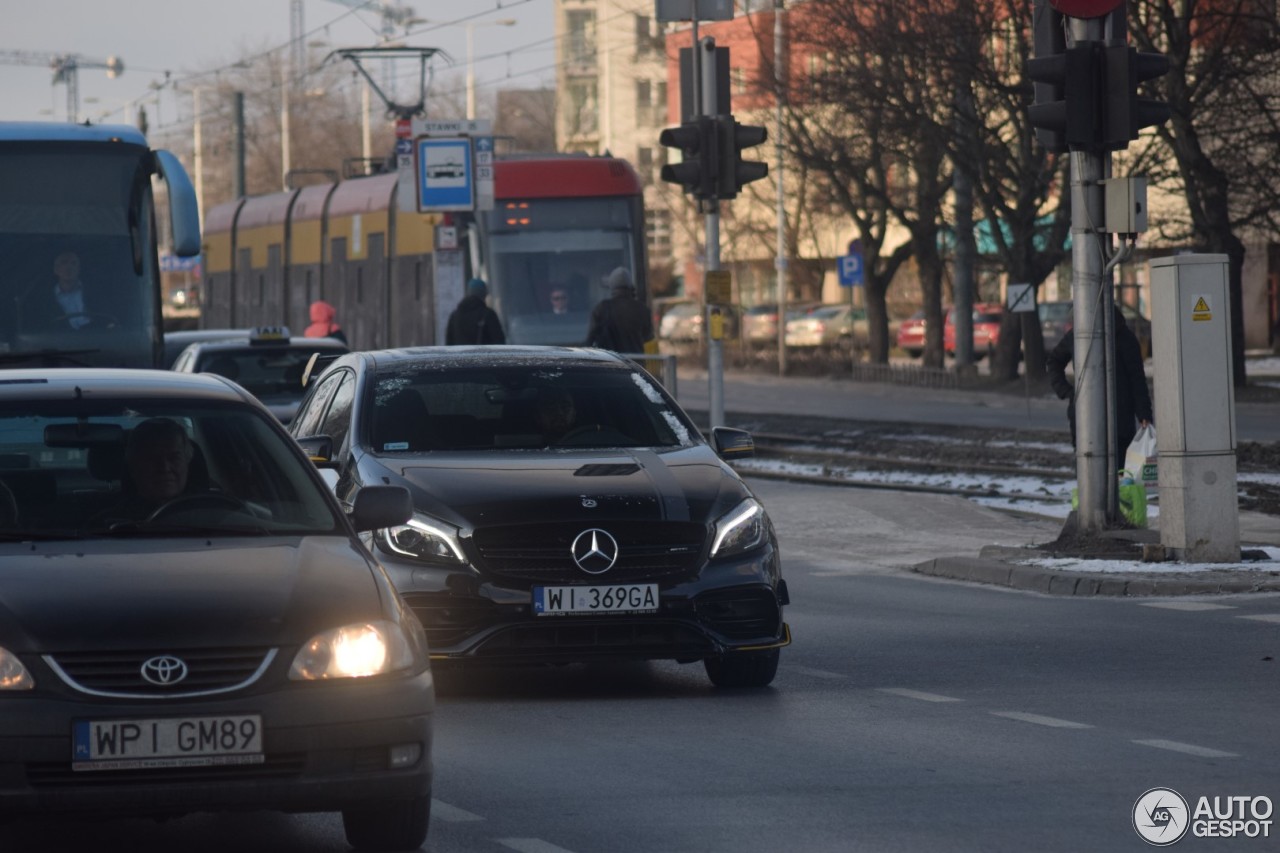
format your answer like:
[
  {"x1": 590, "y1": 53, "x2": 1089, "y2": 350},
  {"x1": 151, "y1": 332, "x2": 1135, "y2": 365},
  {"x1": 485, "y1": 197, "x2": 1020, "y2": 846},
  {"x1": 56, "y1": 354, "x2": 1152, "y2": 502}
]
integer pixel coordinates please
[{"x1": 291, "y1": 346, "x2": 790, "y2": 688}]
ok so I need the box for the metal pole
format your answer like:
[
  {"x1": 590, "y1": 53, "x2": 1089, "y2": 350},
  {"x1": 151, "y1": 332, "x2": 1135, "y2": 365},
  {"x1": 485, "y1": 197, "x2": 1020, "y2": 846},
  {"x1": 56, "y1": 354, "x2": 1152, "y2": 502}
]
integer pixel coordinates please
[
  {"x1": 362, "y1": 82, "x2": 373, "y2": 167},
  {"x1": 192, "y1": 88, "x2": 205, "y2": 227},
  {"x1": 1070, "y1": 15, "x2": 1108, "y2": 532},
  {"x1": 281, "y1": 84, "x2": 291, "y2": 191},
  {"x1": 701, "y1": 35, "x2": 724, "y2": 429},
  {"x1": 774, "y1": 1, "x2": 788, "y2": 377},
  {"x1": 232, "y1": 91, "x2": 246, "y2": 200},
  {"x1": 466, "y1": 24, "x2": 476, "y2": 121}
]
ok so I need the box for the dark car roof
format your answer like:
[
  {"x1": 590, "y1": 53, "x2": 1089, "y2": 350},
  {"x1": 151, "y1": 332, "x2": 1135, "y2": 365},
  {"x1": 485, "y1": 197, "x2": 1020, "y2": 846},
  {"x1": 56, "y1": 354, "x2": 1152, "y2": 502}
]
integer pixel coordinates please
[
  {"x1": 339, "y1": 345, "x2": 632, "y2": 372},
  {"x1": 183, "y1": 336, "x2": 350, "y2": 357},
  {"x1": 0, "y1": 368, "x2": 251, "y2": 403}
]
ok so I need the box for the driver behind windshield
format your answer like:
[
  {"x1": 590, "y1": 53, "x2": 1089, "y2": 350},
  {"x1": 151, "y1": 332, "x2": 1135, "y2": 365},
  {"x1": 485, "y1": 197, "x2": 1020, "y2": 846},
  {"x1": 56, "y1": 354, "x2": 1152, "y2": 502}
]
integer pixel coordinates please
[{"x1": 122, "y1": 417, "x2": 195, "y2": 510}]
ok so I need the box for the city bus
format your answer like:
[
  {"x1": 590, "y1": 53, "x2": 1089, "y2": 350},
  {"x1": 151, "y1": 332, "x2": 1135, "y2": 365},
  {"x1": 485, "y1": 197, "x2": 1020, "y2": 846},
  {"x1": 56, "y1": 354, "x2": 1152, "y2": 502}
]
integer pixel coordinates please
[
  {"x1": 0, "y1": 122, "x2": 201, "y2": 369},
  {"x1": 202, "y1": 153, "x2": 648, "y2": 350}
]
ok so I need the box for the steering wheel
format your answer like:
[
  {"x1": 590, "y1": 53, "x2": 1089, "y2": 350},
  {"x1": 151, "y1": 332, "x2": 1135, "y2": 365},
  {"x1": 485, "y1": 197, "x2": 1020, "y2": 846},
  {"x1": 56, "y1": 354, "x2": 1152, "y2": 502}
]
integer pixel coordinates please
[
  {"x1": 145, "y1": 492, "x2": 247, "y2": 522},
  {"x1": 556, "y1": 424, "x2": 603, "y2": 444},
  {"x1": 57, "y1": 312, "x2": 120, "y2": 329}
]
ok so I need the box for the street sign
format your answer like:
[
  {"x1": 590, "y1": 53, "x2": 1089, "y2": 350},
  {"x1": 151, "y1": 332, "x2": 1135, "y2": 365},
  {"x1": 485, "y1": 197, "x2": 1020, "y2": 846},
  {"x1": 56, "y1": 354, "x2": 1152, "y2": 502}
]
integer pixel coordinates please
[
  {"x1": 417, "y1": 137, "x2": 474, "y2": 212},
  {"x1": 1007, "y1": 282, "x2": 1036, "y2": 313},
  {"x1": 837, "y1": 251, "x2": 863, "y2": 288},
  {"x1": 1049, "y1": 0, "x2": 1123, "y2": 17},
  {"x1": 473, "y1": 135, "x2": 495, "y2": 212},
  {"x1": 705, "y1": 269, "x2": 732, "y2": 305}
]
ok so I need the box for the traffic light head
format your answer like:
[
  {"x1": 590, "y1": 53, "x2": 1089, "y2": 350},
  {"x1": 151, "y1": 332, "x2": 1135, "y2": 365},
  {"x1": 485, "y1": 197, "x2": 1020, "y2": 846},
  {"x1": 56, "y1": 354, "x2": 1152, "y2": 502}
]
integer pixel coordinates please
[
  {"x1": 659, "y1": 117, "x2": 718, "y2": 200},
  {"x1": 1102, "y1": 45, "x2": 1170, "y2": 150},
  {"x1": 717, "y1": 116, "x2": 769, "y2": 200}
]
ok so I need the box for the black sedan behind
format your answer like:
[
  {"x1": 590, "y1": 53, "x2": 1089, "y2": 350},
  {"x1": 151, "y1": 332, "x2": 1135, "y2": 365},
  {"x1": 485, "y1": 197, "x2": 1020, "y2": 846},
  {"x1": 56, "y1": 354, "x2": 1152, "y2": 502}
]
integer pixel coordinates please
[{"x1": 291, "y1": 346, "x2": 790, "y2": 688}]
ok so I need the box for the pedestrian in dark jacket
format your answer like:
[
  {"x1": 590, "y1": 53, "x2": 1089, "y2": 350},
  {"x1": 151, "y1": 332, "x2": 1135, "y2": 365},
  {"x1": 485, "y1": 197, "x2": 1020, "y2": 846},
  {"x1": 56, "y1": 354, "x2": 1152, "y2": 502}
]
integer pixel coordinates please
[
  {"x1": 445, "y1": 278, "x2": 506, "y2": 345},
  {"x1": 1045, "y1": 305, "x2": 1153, "y2": 452},
  {"x1": 584, "y1": 267, "x2": 653, "y2": 354}
]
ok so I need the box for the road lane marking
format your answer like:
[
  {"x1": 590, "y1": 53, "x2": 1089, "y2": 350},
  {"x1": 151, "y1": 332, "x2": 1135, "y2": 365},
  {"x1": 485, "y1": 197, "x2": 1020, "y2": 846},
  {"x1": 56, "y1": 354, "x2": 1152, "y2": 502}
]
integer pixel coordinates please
[
  {"x1": 878, "y1": 688, "x2": 962, "y2": 703},
  {"x1": 1237, "y1": 614, "x2": 1280, "y2": 624},
  {"x1": 432, "y1": 799, "x2": 484, "y2": 822},
  {"x1": 991, "y1": 711, "x2": 1092, "y2": 729},
  {"x1": 498, "y1": 839, "x2": 580, "y2": 853},
  {"x1": 793, "y1": 666, "x2": 848, "y2": 680},
  {"x1": 1134, "y1": 739, "x2": 1238, "y2": 759},
  {"x1": 1140, "y1": 602, "x2": 1235, "y2": 611}
]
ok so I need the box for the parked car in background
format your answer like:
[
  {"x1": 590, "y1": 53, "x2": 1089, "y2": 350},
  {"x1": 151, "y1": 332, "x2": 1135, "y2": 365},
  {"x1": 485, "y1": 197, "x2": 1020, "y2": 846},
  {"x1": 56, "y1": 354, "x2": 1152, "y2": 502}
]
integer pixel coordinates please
[
  {"x1": 657, "y1": 301, "x2": 741, "y2": 343},
  {"x1": 1038, "y1": 300, "x2": 1153, "y2": 358},
  {"x1": 944, "y1": 303, "x2": 1004, "y2": 359},
  {"x1": 896, "y1": 310, "x2": 926, "y2": 358},
  {"x1": 785, "y1": 304, "x2": 868, "y2": 352},
  {"x1": 0, "y1": 369, "x2": 432, "y2": 851},
  {"x1": 171, "y1": 327, "x2": 349, "y2": 424},
  {"x1": 162, "y1": 328, "x2": 252, "y2": 369},
  {"x1": 743, "y1": 302, "x2": 824, "y2": 346},
  {"x1": 290, "y1": 346, "x2": 790, "y2": 688}
]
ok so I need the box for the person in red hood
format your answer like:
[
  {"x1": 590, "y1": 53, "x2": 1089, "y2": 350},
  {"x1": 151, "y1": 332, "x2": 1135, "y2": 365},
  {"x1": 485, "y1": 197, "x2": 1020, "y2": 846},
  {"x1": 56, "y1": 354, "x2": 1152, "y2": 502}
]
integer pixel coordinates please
[{"x1": 304, "y1": 300, "x2": 347, "y2": 344}]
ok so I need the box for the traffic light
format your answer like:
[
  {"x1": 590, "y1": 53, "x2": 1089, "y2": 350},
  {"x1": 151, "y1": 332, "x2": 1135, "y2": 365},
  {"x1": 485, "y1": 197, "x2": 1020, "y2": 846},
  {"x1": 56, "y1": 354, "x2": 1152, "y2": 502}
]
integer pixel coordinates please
[
  {"x1": 1027, "y1": 0, "x2": 1068, "y2": 152},
  {"x1": 1102, "y1": 45, "x2": 1170, "y2": 150},
  {"x1": 717, "y1": 115, "x2": 768, "y2": 200},
  {"x1": 659, "y1": 116, "x2": 718, "y2": 200},
  {"x1": 1027, "y1": 43, "x2": 1104, "y2": 152}
]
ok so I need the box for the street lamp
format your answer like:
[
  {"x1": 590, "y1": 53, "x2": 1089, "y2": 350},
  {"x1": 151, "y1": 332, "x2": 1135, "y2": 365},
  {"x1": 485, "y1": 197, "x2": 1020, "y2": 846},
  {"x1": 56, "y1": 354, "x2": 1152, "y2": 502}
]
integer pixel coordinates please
[{"x1": 466, "y1": 19, "x2": 516, "y2": 120}]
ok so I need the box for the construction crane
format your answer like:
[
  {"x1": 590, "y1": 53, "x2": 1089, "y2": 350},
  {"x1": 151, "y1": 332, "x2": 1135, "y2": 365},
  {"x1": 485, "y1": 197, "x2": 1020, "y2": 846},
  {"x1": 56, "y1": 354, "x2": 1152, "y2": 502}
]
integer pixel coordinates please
[{"x1": 0, "y1": 50, "x2": 124, "y2": 123}]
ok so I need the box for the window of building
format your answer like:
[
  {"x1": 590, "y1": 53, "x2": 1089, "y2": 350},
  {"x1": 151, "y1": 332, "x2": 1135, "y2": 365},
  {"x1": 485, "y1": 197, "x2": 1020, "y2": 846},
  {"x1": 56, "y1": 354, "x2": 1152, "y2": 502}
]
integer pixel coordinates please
[
  {"x1": 637, "y1": 146, "x2": 653, "y2": 186},
  {"x1": 637, "y1": 80, "x2": 652, "y2": 108},
  {"x1": 567, "y1": 80, "x2": 599, "y2": 136},
  {"x1": 567, "y1": 10, "x2": 597, "y2": 66}
]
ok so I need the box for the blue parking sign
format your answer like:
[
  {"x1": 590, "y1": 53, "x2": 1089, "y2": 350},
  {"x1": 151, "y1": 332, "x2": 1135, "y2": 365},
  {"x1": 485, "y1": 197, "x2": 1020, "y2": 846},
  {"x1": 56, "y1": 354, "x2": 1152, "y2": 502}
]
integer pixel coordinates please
[{"x1": 838, "y1": 252, "x2": 863, "y2": 287}]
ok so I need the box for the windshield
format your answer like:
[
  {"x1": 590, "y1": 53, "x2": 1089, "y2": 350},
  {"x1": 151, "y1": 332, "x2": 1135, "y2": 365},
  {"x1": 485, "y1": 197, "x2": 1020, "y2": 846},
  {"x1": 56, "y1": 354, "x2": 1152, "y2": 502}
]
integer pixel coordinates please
[
  {"x1": 0, "y1": 143, "x2": 160, "y2": 368},
  {"x1": 195, "y1": 345, "x2": 341, "y2": 402},
  {"x1": 0, "y1": 402, "x2": 339, "y2": 540},
  {"x1": 481, "y1": 198, "x2": 638, "y2": 345},
  {"x1": 368, "y1": 364, "x2": 697, "y2": 452}
]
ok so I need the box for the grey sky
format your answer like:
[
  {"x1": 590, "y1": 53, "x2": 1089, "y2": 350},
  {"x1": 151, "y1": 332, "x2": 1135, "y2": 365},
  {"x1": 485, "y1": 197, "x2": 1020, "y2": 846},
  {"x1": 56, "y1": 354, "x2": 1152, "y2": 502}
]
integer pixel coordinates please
[{"x1": 1, "y1": 0, "x2": 555, "y2": 126}]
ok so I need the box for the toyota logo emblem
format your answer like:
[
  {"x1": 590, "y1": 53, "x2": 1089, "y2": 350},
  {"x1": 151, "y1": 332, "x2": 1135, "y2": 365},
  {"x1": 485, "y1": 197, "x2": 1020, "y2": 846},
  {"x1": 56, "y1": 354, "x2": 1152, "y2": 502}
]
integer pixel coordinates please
[
  {"x1": 140, "y1": 655, "x2": 189, "y2": 686},
  {"x1": 571, "y1": 528, "x2": 620, "y2": 574}
]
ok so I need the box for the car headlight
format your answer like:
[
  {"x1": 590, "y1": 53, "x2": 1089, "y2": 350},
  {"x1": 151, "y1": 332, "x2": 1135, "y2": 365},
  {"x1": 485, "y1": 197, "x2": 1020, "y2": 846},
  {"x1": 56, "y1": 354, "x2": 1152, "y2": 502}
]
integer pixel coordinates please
[
  {"x1": 0, "y1": 647, "x2": 34, "y2": 690},
  {"x1": 710, "y1": 498, "x2": 768, "y2": 559},
  {"x1": 289, "y1": 620, "x2": 417, "y2": 680},
  {"x1": 377, "y1": 514, "x2": 467, "y2": 566}
]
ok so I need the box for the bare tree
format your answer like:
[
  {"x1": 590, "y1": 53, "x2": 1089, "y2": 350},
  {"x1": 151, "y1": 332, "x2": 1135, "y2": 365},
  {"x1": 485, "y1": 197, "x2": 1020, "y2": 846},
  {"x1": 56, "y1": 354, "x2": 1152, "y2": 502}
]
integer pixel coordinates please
[{"x1": 1129, "y1": 0, "x2": 1280, "y2": 387}]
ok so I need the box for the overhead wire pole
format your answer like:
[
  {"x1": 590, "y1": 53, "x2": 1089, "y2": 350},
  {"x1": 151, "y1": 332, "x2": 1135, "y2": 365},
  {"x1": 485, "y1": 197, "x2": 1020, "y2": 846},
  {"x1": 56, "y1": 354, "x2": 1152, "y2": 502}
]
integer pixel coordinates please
[{"x1": 774, "y1": 0, "x2": 788, "y2": 377}]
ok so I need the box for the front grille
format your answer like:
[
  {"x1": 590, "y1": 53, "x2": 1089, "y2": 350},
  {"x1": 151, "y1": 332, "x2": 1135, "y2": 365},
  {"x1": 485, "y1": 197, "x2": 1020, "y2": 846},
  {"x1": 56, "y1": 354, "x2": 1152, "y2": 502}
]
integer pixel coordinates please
[
  {"x1": 472, "y1": 520, "x2": 706, "y2": 587},
  {"x1": 26, "y1": 754, "x2": 305, "y2": 789},
  {"x1": 474, "y1": 620, "x2": 714, "y2": 660},
  {"x1": 45, "y1": 648, "x2": 275, "y2": 698},
  {"x1": 695, "y1": 588, "x2": 781, "y2": 640},
  {"x1": 401, "y1": 591, "x2": 500, "y2": 649}
]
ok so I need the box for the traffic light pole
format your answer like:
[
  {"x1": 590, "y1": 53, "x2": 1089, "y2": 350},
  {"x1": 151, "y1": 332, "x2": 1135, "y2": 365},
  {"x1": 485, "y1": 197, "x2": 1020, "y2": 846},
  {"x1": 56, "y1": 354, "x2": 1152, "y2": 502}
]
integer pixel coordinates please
[
  {"x1": 1069, "y1": 14, "x2": 1109, "y2": 533},
  {"x1": 699, "y1": 35, "x2": 725, "y2": 429}
]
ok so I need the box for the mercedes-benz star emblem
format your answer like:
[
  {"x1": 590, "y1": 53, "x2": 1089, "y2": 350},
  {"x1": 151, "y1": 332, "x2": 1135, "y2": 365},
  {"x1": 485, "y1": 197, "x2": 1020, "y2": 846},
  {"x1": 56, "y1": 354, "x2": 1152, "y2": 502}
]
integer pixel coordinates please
[
  {"x1": 140, "y1": 655, "x2": 189, "y2": 686},
  {"x1": 571, "y1": 528, "x2": 620, "y2": 574}
]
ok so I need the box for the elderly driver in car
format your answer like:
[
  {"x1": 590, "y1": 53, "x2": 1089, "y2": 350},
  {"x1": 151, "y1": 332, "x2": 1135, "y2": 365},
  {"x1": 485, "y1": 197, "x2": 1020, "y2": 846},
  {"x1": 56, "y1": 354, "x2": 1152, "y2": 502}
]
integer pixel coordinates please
[{"x1": 124, "y1": 418, "x2": 194, "y2": 506}]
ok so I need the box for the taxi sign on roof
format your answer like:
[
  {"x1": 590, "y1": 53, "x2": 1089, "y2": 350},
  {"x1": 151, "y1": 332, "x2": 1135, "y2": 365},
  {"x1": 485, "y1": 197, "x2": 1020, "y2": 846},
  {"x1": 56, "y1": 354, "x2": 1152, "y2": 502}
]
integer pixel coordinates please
[{"x1": 250, "y1": 326, "x2": 291, "y2": 343}]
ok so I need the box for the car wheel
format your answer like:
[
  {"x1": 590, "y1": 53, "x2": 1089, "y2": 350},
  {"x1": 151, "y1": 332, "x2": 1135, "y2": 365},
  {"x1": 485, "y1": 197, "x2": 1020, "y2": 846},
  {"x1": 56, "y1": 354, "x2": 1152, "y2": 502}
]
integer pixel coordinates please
[
  {"x1": 342, "y1": 796, "x2": 431, "y2": 852},
  {"x1": 703, "y1": 647, "x2": 780, "y2": 688}
]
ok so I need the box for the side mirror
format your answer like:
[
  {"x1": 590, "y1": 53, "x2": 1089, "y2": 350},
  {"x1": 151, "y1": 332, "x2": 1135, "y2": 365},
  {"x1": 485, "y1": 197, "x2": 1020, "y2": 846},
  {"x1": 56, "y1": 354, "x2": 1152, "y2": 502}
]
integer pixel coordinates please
[
  {"x1": 349, "y1": 485, "x2": 413, "y2": 533},
  {"x1": 711, "y1": 426, "x2": 754, "y2": 460},
  {"x1": 294, "y1": 435, "x2": 334, "y2": 464}
]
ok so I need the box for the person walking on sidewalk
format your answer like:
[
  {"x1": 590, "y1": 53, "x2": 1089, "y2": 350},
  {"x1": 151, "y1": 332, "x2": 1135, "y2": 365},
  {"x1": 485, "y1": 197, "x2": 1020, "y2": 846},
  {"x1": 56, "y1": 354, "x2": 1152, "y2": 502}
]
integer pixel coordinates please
[
  {"x1": 1046, "y1": 305, "x2": 1153, "y2": 452},
  {"x1": 304, "y1": 300, "x2": 347, "y2": 344},
  {"x1": 584, "y1": 267, "x2": 653, "y2": 354},
  {"x1": 446, "y1": 278, "x2": 506, "y2": 345}
]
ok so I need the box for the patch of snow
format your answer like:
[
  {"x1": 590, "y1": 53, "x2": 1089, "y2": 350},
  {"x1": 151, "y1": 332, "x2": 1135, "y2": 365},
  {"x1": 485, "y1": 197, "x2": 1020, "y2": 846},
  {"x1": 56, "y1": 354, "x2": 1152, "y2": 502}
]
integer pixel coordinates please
[{"x1": 1018, "y1": 546, "x2": 1280, "y2": 575}]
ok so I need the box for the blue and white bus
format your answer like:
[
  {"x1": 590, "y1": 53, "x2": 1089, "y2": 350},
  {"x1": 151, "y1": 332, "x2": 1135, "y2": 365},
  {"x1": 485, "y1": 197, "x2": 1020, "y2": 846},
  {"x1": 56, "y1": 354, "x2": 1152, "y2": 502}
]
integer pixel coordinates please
[{"x1": 0, "y1": 122, "x2": 200, "y2": 369}]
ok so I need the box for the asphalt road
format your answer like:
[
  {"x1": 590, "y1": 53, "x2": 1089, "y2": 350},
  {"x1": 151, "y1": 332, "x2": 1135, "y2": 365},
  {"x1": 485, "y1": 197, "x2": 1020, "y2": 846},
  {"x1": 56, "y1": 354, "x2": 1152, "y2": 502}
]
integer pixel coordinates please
[{"x1": 10, "y1": 481, "x2": 1279, "y2": 852}]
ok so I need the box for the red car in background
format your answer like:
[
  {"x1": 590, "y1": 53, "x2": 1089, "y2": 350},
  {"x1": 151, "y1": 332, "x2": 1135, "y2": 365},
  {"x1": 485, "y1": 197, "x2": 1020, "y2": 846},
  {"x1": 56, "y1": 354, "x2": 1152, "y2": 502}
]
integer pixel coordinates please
[
  {"x1": 895, "y1": 310, "x2": 927, "y2": 358},
  {"x1": 944, "y1": 303, "x2": 1004, "y2": 359}
]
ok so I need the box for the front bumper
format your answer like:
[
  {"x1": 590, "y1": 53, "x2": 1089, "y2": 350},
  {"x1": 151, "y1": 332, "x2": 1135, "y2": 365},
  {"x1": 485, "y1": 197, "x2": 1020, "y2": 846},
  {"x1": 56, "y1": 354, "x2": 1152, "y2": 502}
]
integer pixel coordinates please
[
  {"x1": 385, "y1": 544, "x2": 789, "y2": 665},
  {"x1": 0, "y1": 668, "x2": 434, "y2": 817}
]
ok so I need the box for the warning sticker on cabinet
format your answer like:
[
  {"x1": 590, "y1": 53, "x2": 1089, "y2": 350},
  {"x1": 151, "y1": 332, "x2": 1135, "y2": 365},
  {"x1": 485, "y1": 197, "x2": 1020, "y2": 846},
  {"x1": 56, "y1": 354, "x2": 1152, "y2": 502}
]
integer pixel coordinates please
[{"x1": 1191, "y1": 295, "x2": 1212, "y2": 322}]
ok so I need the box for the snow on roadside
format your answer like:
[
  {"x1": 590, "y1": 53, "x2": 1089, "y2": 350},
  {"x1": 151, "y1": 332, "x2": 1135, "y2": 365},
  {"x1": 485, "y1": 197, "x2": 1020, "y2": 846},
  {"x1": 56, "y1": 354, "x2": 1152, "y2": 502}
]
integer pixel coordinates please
[{"x1": 1016, "y1": 547, "x2": 1280, "y2": 575}]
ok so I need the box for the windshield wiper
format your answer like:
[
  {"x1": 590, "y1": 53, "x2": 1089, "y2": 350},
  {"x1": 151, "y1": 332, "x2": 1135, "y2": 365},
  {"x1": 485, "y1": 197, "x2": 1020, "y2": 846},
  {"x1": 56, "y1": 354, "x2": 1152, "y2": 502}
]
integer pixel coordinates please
[{"x1": 0, "y1": 349, "x2": 100, "y2": 368}]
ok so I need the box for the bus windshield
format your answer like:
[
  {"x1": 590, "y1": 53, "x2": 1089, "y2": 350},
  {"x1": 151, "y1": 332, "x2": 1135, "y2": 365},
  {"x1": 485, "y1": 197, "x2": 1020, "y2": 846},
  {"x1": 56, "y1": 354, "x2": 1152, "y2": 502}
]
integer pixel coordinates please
[
  {"x1": 481, "y1": 197, "x2": 639, "y2": 346},
  {"x1": 0, "y1": 142, "x2": 159, "y2": 368}
]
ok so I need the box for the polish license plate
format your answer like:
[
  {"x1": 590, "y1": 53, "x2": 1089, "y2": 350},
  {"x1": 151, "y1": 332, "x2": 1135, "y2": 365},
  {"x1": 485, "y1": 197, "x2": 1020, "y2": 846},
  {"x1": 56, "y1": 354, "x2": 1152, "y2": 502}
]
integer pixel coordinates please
[
  {"x1": 534, "y1": 583, "x2": 659, "y2": 616},
  {"x1": 72, "y1": 715, "x2": 263, "y2": 771}
]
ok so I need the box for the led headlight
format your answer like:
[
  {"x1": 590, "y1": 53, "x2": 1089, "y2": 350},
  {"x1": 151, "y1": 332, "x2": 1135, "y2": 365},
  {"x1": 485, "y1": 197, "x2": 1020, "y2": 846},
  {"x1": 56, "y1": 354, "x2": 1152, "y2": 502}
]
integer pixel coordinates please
[
  {"x1": 378, "y1": 515, "x2": 467, "y2": 565},
  {"x1": 289, "y1": 620, "x2": 416, "y2": 680},
  {"x1": 710, "y1": 498, "x2": 768, "y2": 558},
  {"x1": 0, "y1": 647, "x2": 34, "y2": 690}
]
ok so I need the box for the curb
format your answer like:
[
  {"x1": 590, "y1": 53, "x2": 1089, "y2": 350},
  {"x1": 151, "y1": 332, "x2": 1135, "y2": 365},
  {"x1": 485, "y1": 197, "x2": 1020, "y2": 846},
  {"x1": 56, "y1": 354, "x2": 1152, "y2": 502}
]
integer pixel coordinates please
[{"x1": 913, "y1": 553, "x2": 1280, "y2": 597}]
